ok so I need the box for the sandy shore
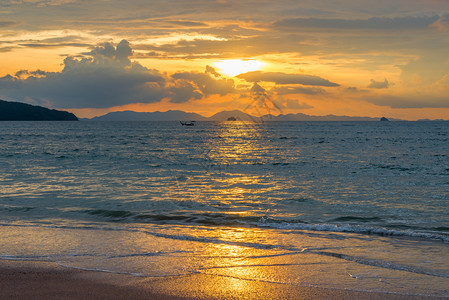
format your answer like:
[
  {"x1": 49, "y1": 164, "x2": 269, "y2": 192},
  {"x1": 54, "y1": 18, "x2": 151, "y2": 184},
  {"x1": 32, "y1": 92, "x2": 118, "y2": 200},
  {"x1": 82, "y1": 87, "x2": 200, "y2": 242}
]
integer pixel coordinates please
[{"x1": 0, "y1": 260, "x2": 446, "y2": 300}]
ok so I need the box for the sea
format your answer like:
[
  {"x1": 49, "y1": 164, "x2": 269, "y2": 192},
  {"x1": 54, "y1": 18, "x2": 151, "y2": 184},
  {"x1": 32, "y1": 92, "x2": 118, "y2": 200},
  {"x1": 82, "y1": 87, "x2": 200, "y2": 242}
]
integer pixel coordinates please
[{"x1": 1, "y1": 120, "x2": 448, "y2": 297}]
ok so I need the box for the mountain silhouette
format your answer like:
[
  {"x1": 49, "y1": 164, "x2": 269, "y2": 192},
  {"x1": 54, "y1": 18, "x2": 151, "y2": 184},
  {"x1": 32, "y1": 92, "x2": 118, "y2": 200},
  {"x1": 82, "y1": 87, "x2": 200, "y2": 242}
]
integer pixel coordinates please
[
  {"x1": 0, "y1": 99, "x2": 78, "y2": 121},
  {"x1": 86, "y1": 109, "x2": 404, "y2": 122},
  {"x1": 89, "y1": 110, "x2": 206, "y2": 121}
]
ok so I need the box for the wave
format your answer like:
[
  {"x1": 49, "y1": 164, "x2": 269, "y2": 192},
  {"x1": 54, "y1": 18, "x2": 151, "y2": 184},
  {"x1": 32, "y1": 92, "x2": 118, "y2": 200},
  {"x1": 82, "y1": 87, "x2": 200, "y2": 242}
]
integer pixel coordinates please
[
  {"x1": 82, "y1": 209, "x2": 302, "y2": 227},
  {"x1": 78, "y1": 209, "x2": 449, "y2": 243},
  {"x1": 2, "y1": 222, "x2": 448, "y2": 281},
  {"x1": 331, "y1": 216, "x2": 383, "y2": 223},
  {"x1": 261, "y1": 222, "x2": 449, "y2": 243},
  {"x1": 79, "y1": 208, "x2": 449, "y2": 244}
]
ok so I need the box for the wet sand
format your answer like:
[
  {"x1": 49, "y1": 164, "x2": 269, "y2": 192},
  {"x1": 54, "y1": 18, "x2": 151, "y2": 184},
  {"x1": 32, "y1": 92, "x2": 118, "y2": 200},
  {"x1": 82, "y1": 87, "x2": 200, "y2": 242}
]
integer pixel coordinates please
[{"x1": 0, "y1": 260, "x2": 446, "y2": 300}]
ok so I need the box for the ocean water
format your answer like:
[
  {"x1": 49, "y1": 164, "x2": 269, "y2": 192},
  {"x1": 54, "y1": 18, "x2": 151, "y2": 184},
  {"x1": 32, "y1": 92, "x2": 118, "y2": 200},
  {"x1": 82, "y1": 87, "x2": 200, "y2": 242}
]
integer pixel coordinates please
[{"x1": 1, "y1": 120, "x2": 448, "y2": 296}]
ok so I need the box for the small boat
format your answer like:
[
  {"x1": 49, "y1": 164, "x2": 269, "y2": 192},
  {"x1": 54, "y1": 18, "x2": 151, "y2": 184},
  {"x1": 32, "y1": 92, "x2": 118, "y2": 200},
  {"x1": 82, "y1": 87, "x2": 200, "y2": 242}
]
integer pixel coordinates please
[{"x1": 180, "y1": 121, "x2": 195, "y2": 126}]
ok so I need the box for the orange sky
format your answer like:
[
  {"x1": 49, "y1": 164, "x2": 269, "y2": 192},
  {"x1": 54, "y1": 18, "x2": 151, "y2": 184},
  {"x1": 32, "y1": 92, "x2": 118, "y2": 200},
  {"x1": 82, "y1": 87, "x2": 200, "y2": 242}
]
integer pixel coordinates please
[{"x1": 1, "y1": 0, "x2": 449, "y2": 120}]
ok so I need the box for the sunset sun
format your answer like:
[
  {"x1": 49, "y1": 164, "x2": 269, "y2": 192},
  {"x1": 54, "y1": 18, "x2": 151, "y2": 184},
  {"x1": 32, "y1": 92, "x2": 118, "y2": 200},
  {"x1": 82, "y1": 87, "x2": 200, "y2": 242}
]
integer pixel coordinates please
[{"x1": 214, "y1": 59, "x2": 264, "y2": 77}]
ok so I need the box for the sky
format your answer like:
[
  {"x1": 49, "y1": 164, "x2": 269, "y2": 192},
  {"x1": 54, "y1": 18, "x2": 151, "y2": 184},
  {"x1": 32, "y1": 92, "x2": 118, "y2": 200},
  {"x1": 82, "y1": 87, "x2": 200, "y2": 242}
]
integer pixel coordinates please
[{"x1": 1, "y1": 0, "x2": 449, "y2": 120}]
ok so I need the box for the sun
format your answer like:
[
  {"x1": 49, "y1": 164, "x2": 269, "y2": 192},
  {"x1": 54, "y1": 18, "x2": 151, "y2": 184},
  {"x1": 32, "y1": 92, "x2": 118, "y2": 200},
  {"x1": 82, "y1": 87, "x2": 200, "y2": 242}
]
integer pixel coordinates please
[{"x1": 214, "y1": 59, "x2": 264, "y2": 77}]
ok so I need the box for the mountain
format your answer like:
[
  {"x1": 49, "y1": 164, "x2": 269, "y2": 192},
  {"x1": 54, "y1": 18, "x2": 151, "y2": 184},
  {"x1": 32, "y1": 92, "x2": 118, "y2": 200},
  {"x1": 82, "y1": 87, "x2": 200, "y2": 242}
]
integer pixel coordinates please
[
  {"x1": 86, "y1": 109, "x2": 409, "y2": 122},
  {"x1": 208, "y1": 111, "x2": 404, "y2": 121},
  {"x1": 0, "y1": 99, "x2": 78, "y2": 121},
  {"x1": 89, "y1": 110, "x2": 206, "y2": 121},
  {"x1": 208, "y1": 110, "x2": 255, "y2": 121},
  {"x1": 265, "y1": 113, "x2": 401, "y2": 121}
]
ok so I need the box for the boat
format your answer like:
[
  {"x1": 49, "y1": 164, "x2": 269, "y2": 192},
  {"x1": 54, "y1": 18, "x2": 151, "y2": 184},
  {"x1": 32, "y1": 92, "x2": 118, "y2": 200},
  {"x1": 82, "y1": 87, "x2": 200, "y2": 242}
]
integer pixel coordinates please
[{"x1": 180, "y1": 121, "x2": 195, "y2": 126}]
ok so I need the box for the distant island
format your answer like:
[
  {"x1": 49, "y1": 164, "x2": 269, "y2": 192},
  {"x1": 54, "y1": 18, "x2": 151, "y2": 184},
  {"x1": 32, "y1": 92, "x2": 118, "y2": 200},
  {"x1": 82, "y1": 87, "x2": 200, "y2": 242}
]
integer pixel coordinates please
[
  {"x1": 86, "y1": 109, "x2": 406, "y2": 122},
  {"x1": 0, "y1": 99, "x2": 78, "y2": 121}
]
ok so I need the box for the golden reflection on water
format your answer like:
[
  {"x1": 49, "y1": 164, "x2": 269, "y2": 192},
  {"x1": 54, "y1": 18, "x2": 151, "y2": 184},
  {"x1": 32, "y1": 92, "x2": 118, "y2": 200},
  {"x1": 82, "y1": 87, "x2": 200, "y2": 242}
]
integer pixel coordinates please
[
  {"x1": 202, "y1": 121, "x2": 273, "y2": 206},
  {"x1": 194, "y1": 123, "x2": 280, "y2": 294},
  {"x1": 200, "y1": 227, "x2": 272, "y2": 295},
  {"x1": 207, "y1": 121, "x2": 263, "y2": 164}
]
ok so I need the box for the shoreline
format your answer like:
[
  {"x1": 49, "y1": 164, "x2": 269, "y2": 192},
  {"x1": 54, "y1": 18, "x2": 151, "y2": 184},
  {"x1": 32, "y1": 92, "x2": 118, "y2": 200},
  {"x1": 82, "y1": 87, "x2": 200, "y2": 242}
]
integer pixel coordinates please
[{"x1": 1, "y1": 260, "x2": 446, "y2": 300}]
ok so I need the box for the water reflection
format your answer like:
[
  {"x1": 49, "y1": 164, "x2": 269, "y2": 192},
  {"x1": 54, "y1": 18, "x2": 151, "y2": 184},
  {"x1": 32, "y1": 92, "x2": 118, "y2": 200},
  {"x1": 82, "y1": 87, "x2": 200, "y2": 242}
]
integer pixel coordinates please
[
  {"x1": 206, "y1": 121, "x2": 264, "y2": 165},
  {"x1": 195, "y1": 122, "x2": 278, "y2": 218}
]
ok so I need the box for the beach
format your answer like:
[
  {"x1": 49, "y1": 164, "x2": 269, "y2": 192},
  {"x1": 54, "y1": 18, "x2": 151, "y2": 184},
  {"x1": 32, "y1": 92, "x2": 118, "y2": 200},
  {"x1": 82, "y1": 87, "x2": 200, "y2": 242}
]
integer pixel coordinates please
[{"x1": 2, "y1": 260, "x2": 447, "y2": 300}]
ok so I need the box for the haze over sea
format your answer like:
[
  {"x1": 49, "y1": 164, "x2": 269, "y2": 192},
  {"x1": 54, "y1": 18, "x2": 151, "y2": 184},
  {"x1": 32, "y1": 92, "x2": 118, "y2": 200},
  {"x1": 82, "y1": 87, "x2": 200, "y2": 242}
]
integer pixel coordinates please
[{"x1": 1, "y1": 120, "x2": 448, "y2": 297}]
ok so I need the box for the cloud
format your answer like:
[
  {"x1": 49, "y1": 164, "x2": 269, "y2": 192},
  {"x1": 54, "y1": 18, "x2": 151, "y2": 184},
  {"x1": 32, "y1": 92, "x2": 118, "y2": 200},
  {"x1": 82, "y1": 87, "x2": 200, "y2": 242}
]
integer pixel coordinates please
[
  {"x1": 4, "y1": 0, "x2": 75, "y2": 6},
  {"x1": 365, "y1": 94, "x2": 449, "y2": 108},
  {"x1": 167, "y1": 20, "x2": 208, "y2": 27},
  {"x1": 368, "y1": 78, "x2": 390, "y2": 89},
  {"x1": 171, "y1": 68, "x2": 236, "y2": 97},
  {"x1": 0, "y1": 21, "x2": 20, "y2": 27},
  {"x1": 205, "y1": 65, "x2": 221, "y2": 77},
  {"x1": 19, "y1": 42, "x2": 90, "y2": 48},
  {"x1": 0, "y1": 41, "x2": 241, "y2": 108},
  {"x1": 166, "y1": 80, "x2": 202, "y2": 103},
  {"x1": 14, "y1": 69, "x2": 49, "y2": 78},
  {"x1": 273, "y1": 16, "x2": 440, "y2": 30},
  {"x1": 135, "y1": 35, "x2": 313, "y2": 59},
  {"x1": 284, "y1": 99, "x2": 314, "y2": 109},
  {"x1": 273, "y1": 86, "x2": 325, "y2": 95},
  {"x1": 0, "y1": 41, "x2": 166, "y2": 108},
  {"x1": 238, "y1": 71, "x2": 339, "y2": 87},
  {"x1": 430, "y1": 14, "x2": 449, "y2": 31}
]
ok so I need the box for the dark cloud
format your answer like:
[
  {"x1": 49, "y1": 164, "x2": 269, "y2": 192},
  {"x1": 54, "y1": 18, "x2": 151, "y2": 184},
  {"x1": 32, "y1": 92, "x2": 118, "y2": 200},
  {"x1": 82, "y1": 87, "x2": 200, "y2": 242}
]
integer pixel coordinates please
[
  {"x1": 14, "y1": 69, "x2": 49, "y2": 78},
  {"x1": 430, "y1": 14, "x2": 449, "y2": 30},
  {"x1": 85, "y1": 40, "x2": 133, "y2": 65},
  {"x1": 0, "y1": 41, "x2": 166, "y2": 108},
  {"x1": 367, "y1": 78, "x2": 390, "y2": 89},
  {"x1": 238, "y1": 71, "x2": 339, "y2": 87},
  {"x1": 167, "y1": 80, "x2": 202, "y2": 103},
  {"x1": 15, "y1": 35, "x2": 90, "y2": 49},
  {"x1": 0, "y1": 41, "x2": 241, "y2": 108},
  {"x1": 166, "y1": 20, "x2": 208, "y2": 27},
  {"x1": 365, "y1": 94, "x2": 449, "y2": 108},
  {"x1": 0, "y1": 21, "x2": 20, "y2": 27},
  {"x1": 274, "y1": 16, "x2": 440, "y2": 30}
]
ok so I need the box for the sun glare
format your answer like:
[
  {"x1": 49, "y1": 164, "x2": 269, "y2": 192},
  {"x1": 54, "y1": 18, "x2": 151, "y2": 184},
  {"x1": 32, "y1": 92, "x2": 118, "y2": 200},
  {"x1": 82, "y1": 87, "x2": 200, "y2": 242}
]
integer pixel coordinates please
[{"x1": 214, "y1": 59, "x2": 264, "y2": 77}]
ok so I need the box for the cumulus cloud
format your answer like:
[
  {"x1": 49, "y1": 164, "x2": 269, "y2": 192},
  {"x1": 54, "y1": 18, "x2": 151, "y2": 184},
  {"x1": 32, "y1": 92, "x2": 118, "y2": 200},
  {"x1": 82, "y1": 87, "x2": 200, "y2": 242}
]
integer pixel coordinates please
[
  {"x1": 171, "y1": 68, "x2": 236, "y2": 97},
  {"x1": 0, "y1": 41, "x2": 167, "y2": 108},
  {"x1": 0, "y1": 41, "x2": 241, "y2": 108},
  {"x1": 368, "y1": 78, "x2": 390, "y2": 89},
  {"x1": 238, "y1": 71, "x2": 339, "y2": 87},
  {"x1": 86, "y1": 40, "x2": 133, "y2": 66}
]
